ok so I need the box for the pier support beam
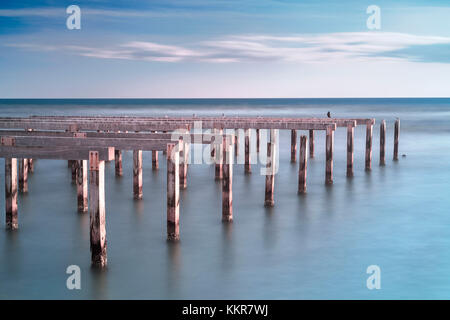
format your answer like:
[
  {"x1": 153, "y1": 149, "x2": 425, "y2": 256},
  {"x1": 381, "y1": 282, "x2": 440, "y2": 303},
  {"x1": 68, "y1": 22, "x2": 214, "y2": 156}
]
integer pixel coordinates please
[
  {"x1": 235, "y1": 129, "x2": 240, "y2": 156},
  {"x1": 365, "y1": 121, "x2": 373, "y2": 171},
  {"x1": 28, "y1": 159, "x2": 34, "y2": 173},
  {"x1": 394, "y1": 119, "x2": 400, "y2": 161},
  {"x1": 309, "y1": 130, "x2": 315, "y2": 158},
  {"x1": 264, "y1": 129, "x2": 277, "y2": 207},
  {"x1": 115, "y1": 150, "x2": 123, "y2": 176},
  {"x1": 256, "y1": 129, "x2": 260, "y2": 153},
  {"x1": 71, "y1": 160, "x2": 77, "y2": 183},
  {"x1": 325, "y1": 126, "x2": 334, "y2": 185},
  {"x1": 222, "y1": 137, "x2": 233, "y2": 222},
  {"x1": 89, "y1": 151, "x2": 107, "y2": 268},
  {"x1": 133, "y1": 150, "x2": 143, "y2": 200},
  {"x1": 180, "y1": 141, "x2": 188, "y2": 188},
  {"x1": 347, "y1": 124, "x2": 354, "y2": 177},
  {"x1": 245, "y1": 129, "x2": 251, "y2": 173},
  {"x1": 380, "y1": 120, "x2": 386, "y2": 166},
  {"x1": 76, "y1": 160, "x2": 88, "y2": 213},
  {"x1": 298, "y1": 135, "x2": 307, "y2": 193},
  {"x1": 152, "y1": 151, "x2": 159, "y2": 170},
  {"x1": 18, "y1": 158, "x2": 28, "y2": 193},
  {"x1": 291, "y1": 130, "x2": 297, "y2": 163},
  {"x1": 5, "y1": 158, "x2": 18, "y2": 230},
  {"x1": 167, "y1": 143, "x2": 180, "y2": 241},
  {"x1": 215, "y1": 129, "x2": 223, "y2": 180},
  {"x1": 210, "y1": 128, "x2": 216, "y2": 158}
]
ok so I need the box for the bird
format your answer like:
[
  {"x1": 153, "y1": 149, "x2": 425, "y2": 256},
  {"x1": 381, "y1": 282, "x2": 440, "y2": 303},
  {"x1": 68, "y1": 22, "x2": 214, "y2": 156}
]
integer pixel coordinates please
[{"x1": 327, "y1": 111, "x2": 331, "y2": 118}]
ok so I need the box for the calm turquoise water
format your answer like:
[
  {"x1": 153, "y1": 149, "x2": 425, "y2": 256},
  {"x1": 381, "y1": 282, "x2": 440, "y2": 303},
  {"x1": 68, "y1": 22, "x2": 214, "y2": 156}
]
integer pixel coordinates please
[{"x1": 0, "y1": 98, "x2": 449, "y2": 299}]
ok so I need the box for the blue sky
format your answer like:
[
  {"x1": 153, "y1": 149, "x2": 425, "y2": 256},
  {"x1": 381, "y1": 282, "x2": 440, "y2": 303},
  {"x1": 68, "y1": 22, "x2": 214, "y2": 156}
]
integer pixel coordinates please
[{"x1": 1, "y1": 0, "x2": 450, "y2": 98}]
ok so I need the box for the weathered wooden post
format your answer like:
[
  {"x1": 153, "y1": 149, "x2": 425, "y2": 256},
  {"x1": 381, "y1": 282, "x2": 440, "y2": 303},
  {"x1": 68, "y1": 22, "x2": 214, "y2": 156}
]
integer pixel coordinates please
[
  {"x1": 163, "y1": 131, "x2": 167, "y2": 155},
  {"x1": 380, "y1": 120, "x2": 386, "y2": 166},
  {"x1": 264, "y1": 129, "x2": 277, "y2": 207},
  {"x1": 215, "y1": 129, "x2": 223, "y2": 180},
  {"x1": 235, "y1": 129, "x2": 240, "y2": 156},
  {"x1": 167, "y1": 143, "x2": 180, "y2": 241},
  {"x1": 152, "y1": 151, "x2": 159, "y2": 170},
  {"x1": 298, "y1": 135, "x2": 307, "y2": 193},
  {"x1": 28, "y1": 159, "x2": 34, "y2": 173},
  {"x1": 76, "y1": 160, "x2": 88, "y2": 213},
  {"x1": 89, "y1": 151, "x2": 107, "y2": 268},
  {"x1": 211, "y1": 128, "x2": 216, "y2": 158},
  {"x1": 71, "y1": 160, "x2": 77, "y2": 183},
  {"x1": 133, "y1": 150, "x2": 143, "y2": 200},
  {"x1": 180, "y1": 140, "x2": 188, "y2": 188},
  {"x1": 222, "y1": 136, "x2": 233, "y2": 222},
  {"x1": 115, "y1": 150, "x2": 123, "y2": 176},
  {"x1": 256, "y1": 129, "x2": 260, "y2": 153},
  {"x1": 245, "y1": 128, "x2": 251, "y2": 173},
  {"x1": 393, "y1": 119, "x2": 400, "y2": 161},
  {"x1": 5, "y1": 158, "x2": 18, "y2": 230},
  {"x1": 347, "y1": 124, "x2": 354, "y2": 177},
  {"x1": 365, "y1": 120, "x2": 373, "y2": 171},
  {"x1": 325, "y1": 126, "x2": 334, "y2": 185},
  {"x1": 309, "y1": 130, "x2": 315, "y2": 158},
  {"x1": 18, "y1": 158, "x2": 28, "y2": 193},
  {"x1": 291, "y1": 129, "x2": 297, "y2": 163}
]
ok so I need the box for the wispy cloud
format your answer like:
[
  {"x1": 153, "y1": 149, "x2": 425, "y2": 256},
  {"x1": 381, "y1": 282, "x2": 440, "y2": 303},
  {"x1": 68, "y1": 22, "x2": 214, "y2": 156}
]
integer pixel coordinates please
[{"x1": 6, "y1": 32, "x2": 450, "y2": 64}]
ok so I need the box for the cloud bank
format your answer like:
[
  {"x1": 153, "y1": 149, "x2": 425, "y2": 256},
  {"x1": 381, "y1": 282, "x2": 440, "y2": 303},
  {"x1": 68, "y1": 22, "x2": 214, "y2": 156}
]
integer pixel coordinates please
[{"x1": 7, "y1": 32, "x2": 450, "y2": 64}]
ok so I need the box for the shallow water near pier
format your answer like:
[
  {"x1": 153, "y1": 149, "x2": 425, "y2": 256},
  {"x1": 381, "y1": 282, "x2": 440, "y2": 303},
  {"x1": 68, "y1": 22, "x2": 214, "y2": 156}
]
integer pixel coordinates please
[{"x1": 0, "y1": 98, "x2": 449, "y2": 299}]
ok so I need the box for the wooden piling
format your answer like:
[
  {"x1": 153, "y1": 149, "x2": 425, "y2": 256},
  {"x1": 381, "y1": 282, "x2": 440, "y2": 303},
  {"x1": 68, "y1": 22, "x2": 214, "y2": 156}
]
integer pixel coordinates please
[
  {"x1": 28, "y1": 158, "x2": 34, "y2": 173},
  {"x1": 114, "y1": 149, "x2": 123, "y2": 176},
  {"x1": 365, "y1": 121, "x2": 373, "y2": 171},
  {"x1": 222, "y1": 137, "x2": 233, "y2": 222},
  {"x1": 264, "y1": 129, "x2": 277, "y2": 207},
  {"x1": 380, "y1": 120, "x2": 386, "y2": 166},
  {"x1": 133, "y1": 150, "x2": 143, "y2": 200},
  {"x1": 167, "y1": 143, "x2": 180, "y2": 241},
  {"x1": 210, "y1": 128, "x2": 216, "y2": 158},
  {"x1": 235, "y1": 129, "x2": 239, "y2": 156},
  {"x1": 180, "y1": 141, "x2": 188, "y2": 188},
  {"x1": 309, "y1": 130, "x2": 314, "y2": 158},
  {"x1": 393, "y1": 119, "x2": 400, "y2": 161},
  {"x1": 89, "y1": 151, "x2": 107, "y2": 268},
  {"x1": 245, "y1": 128, "x2": 251, "y2": 173},
  {"x1": 152, "y1": 151, "x2": 159, "y2": 170},
  {"x1": 347, "y1": 124, "x2": 354, "y2": 177},
  {"x1": 215, "y1": 129, "x2": 223, "y2": 180},
  {"x1": 71, "y1": 160, "x2": 77, "y2": 183},
  {"x1": 298, "y1": 135, "x2": 307, "y2": 193},
  {"x1": 18, "y1": 158, "x2": 28, "y2": 193},
  {"x1": 291, "y1": 129, "x2": 297, "y2": 163},
  {"x1": 76, "y1": 160, "x2": 88, "y2": 213},
  {"x1": 256, "y1": 129, "x2": 260, "y2": 153},
  {"x1": 325, "y1": 126, "x2": 334, "y2": 185},
  {"x1": 5, "y1": 158, "x2": 18, "y2": 230}
]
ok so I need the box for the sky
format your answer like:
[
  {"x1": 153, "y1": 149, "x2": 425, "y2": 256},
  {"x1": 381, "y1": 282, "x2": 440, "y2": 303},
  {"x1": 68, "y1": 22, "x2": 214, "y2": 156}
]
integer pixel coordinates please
[{"x1": 0, "y1": 0, "x2": 449, "y2": 98}]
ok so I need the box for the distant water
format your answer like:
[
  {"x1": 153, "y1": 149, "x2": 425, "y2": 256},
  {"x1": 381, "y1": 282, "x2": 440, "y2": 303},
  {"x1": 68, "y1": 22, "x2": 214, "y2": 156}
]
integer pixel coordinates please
[{"x1": 0, "y1": 98, "x2": 449, "y2": 299}]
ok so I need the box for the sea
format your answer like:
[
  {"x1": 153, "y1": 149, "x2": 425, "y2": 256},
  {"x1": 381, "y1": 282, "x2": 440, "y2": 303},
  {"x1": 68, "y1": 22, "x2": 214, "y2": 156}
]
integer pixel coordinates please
[{"x1": 0, "y1": 98, "x2": 449, "y2": 299}]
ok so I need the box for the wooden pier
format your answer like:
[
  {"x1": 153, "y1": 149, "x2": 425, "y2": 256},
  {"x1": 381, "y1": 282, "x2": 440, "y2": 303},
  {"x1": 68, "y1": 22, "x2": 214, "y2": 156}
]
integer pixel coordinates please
[{"x1": 0, "y1": 116, "x2": 400, "y2": 268}]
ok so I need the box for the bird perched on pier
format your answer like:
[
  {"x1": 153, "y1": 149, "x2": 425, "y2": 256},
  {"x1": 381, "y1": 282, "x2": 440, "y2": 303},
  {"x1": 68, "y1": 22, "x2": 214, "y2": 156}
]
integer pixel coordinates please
[{"x1": 327, "y1": 111, "x2": 331, "y2": 118}]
